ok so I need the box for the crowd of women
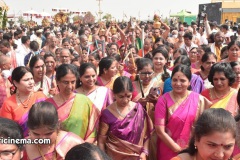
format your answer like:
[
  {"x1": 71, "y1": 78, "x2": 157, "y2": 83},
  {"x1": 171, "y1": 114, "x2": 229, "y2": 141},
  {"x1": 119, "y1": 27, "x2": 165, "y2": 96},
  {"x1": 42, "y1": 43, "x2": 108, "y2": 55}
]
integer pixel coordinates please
[{"x1": 0, "y1": 15, "x2": 240, "y2": 160}]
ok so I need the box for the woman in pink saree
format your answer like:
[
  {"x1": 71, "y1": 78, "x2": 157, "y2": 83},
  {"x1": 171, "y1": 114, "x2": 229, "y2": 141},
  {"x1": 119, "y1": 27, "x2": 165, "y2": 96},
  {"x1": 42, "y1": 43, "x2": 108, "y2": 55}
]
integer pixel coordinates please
[
  {"x1": 98, "y1": 76, "x2": 154, "y2": 160},
  {"x1": 25, "y1": 101, "x2": 84, "y2": 160},
  {"x1": 155, "y1": 64, "x2": 211, "y2": 160}
]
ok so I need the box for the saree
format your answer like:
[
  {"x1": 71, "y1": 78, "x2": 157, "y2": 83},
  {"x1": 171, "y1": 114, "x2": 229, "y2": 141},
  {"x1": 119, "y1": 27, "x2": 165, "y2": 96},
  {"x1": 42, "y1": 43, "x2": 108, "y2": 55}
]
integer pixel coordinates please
[
  {"x1": 155, "y1": 91, "x2": 205, "y2": 160},
  {"x1": 99, "y1": 103, "x2": 154, "y2": 160},
  {"x1": 34, "y1": 76, "x2": 51, "y2": 97},
  {"x1": 96, "y1": 75, "x2": 118, "y2": 90},
  {"x1": 46, "y1": 94, "x2": 99, "y2": 140},
  {"x1": 25, "y1": 132, "x2": 84, "y2": 160},
  {"x1": 201, "y1": 88, "x2": 239, "y2": 116},
  {"x1": 132, "y1": 80, "x2": 156, "y2": 102},
  {"x1": 132, "y1": 80, "x2": 162, "y2": 160},
  {"x1": 194, "y1": 71, "x2": 213, "y2": 89},
  {"x1": 87, "y1": 86, "x2": 113, "y2": 112},
  {"x1": 0, "y1": 91, "x2": 47, "y2": 137}
]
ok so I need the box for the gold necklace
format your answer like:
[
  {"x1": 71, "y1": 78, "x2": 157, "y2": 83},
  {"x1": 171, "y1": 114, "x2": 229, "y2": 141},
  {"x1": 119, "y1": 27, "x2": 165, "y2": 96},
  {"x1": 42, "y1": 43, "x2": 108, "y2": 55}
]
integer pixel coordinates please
[
  {"x1": 172, "y1": 91, "x2": 189, "y2": 106},
  {"x1": 115, "y1": 102, "x2": 131, "y2": 118},
  {"x1": 37, "y1": 133, "x2": 58, "y2": 160},
  {"x1": 101, "y1": 76, "x2": 111, "y2": 86},
  {"x1": 213, "y1": 87, "x2": 230, "y2": 99},
  {"x1": 58, "y1": 93, "x2": 73, "y2": 104},
  {"x1": 16, "y1": 92, "x2": 33, "y2": 108}
]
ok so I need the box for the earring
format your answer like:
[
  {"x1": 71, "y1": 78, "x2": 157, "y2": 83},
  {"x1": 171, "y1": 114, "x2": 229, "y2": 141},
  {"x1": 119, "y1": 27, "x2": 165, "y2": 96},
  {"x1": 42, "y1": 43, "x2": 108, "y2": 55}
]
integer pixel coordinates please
[{"x1": 194, "y1": 145, "x2": 197, "y2": 149}]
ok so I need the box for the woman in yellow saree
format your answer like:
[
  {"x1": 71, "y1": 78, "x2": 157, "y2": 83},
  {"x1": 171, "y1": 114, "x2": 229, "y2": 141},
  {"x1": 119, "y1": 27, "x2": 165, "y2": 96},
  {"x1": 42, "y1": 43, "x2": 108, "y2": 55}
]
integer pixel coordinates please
[{"x1": 201, "y1": 62, "x2": 238, "y2": 116}]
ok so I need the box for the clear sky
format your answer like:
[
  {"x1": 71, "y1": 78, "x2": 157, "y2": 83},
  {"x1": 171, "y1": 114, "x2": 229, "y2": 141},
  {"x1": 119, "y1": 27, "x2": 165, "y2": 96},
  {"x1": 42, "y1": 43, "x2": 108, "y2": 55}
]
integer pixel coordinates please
[{"x1": 5, "y1": 0, "x2": 211, "y2": 21}]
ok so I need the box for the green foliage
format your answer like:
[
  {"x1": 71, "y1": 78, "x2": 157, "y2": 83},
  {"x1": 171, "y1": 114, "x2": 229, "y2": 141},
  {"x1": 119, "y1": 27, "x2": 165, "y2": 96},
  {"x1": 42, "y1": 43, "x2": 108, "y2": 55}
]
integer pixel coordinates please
[
  {"x1": 164, "y1": 17, "x2": 169, "y2": 25},
  {"x1": 102, "y1": 13, "x2": 112, "y2": 22},
  {"x1": 0, "y1": 8, "x2": 2, "y2": 28},
  {"x1": 18, "y1": 16, "x2": 27, "y2": 25},
  {"x1": 2, "y1": 10, "x2": 7, "y2": 29}
]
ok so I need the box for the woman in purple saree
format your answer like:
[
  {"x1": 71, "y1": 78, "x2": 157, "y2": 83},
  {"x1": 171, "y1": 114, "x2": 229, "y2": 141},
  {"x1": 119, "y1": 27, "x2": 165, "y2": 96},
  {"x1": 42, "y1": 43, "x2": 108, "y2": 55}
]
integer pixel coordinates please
[
  {"x1": 98, "y1": 76, "x2": 154, "y2": 160},
  {"x1": 155, "y1": 65, "x2": 211, "y2": 160}
]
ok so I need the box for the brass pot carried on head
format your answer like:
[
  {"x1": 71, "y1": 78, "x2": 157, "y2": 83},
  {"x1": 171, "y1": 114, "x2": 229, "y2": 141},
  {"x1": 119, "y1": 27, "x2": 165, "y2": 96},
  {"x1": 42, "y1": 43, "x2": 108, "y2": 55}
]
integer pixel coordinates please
[
  {"x1": 153, "y1": 14, "x2": 161, "y2": 29},
  {"x1": 99, "y1": 21, "x2": 106, "y2": 36},
  {"x1": 110, "y1": 20, "x2": 117, "y2": 34}
]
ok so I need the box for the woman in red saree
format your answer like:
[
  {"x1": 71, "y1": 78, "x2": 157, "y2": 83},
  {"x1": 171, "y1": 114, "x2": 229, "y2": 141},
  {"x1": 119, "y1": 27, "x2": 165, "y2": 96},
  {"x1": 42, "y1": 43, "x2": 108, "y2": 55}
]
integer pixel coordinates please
[
  {"x1": 98, "y1": 76, "x2": 154, "y2": 160},
  {"x1": 155, "y1": 64, "x2": 211, "y2": 160}
]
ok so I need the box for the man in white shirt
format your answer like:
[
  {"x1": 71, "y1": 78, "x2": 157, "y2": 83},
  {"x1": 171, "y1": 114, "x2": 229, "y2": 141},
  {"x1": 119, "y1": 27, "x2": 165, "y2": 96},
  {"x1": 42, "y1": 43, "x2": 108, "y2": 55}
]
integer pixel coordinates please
[
  {"x1": 180, "y1": 32, "x2": 198, "y2": 54},
  {"x1": 16, "y1": 36, "x2": 31, "y2": 66}
]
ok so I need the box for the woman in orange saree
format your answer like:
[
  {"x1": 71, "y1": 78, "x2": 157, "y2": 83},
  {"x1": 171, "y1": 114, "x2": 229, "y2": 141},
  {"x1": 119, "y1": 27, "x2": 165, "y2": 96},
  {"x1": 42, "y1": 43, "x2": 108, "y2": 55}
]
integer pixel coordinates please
[{"x1": 0, "y1": 66, "x2": 46, "y2": 137}]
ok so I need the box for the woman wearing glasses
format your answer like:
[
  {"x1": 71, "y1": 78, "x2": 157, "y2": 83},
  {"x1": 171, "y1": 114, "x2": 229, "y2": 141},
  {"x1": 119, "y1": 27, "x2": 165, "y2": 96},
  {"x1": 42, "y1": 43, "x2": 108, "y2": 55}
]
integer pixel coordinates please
[
  {"x1": 155, "y1": 64, "x2": 211, "y2": 160},
  {"x1": 132, "y1": 58, "x2": 156, "y2": 106},
  {"x1": 46, "y1": 64, "x2": 99, "y2": 143},
  {"x1": 189, "y1": 47, "x2": 200, "y2": 73}
]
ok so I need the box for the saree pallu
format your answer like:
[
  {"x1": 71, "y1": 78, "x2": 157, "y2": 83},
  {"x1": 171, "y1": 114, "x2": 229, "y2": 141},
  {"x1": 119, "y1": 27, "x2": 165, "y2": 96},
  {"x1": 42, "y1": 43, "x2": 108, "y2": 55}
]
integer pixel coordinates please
[
  {"x1": 96, "y1": 75, "x2": 118, "y2": 90},
  {"x1": 99, "y1": 103, "x2": 154, "y2": 160},
  {"x1": 201, "y1": 88, "x2": 239, "y2": 116},
  {"x1": 25, "y1": 132, "x2": 84, "y2": 160},
  {"x1": 132, "y1": 80, "x2": 160, "y2": 160},
  {"x1": 132, "y1": 80, "x2": 156, "y2": 102},
  {"x1": 0, "y1": 91, "x2": 46, "y2": 137},
  {"x1": 47, "y1": 94, "x2": 100, "y2": 140},
  {"x1": 155, "y1": 92, "x2": 201, "y2": 160},
  {"x1": 34, "y1": 76, "x2": 51, "y2": 97},
  {"x1": 87, "y1": 86, "x2": 113, "y2": 112}
]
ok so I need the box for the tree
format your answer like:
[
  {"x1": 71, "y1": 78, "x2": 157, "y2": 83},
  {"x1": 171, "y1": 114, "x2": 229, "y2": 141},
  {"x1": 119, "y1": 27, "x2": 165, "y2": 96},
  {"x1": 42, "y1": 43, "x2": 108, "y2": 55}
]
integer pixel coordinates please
[
  {"x1": 102, "y1": 13, "x2": 112, "y2": 22},
  {"x1": 18, "y1": 16, "x2": 27, "y2": 25},
  {"x1": 83, "y1": 11, "x2": 95, "y2": 24},
  {"x1": 164, "y1": 17, "x2": 169, "y2": 25},
  {"x1": 2, "y1": 10, "x2": 7, "y2": 29}
]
